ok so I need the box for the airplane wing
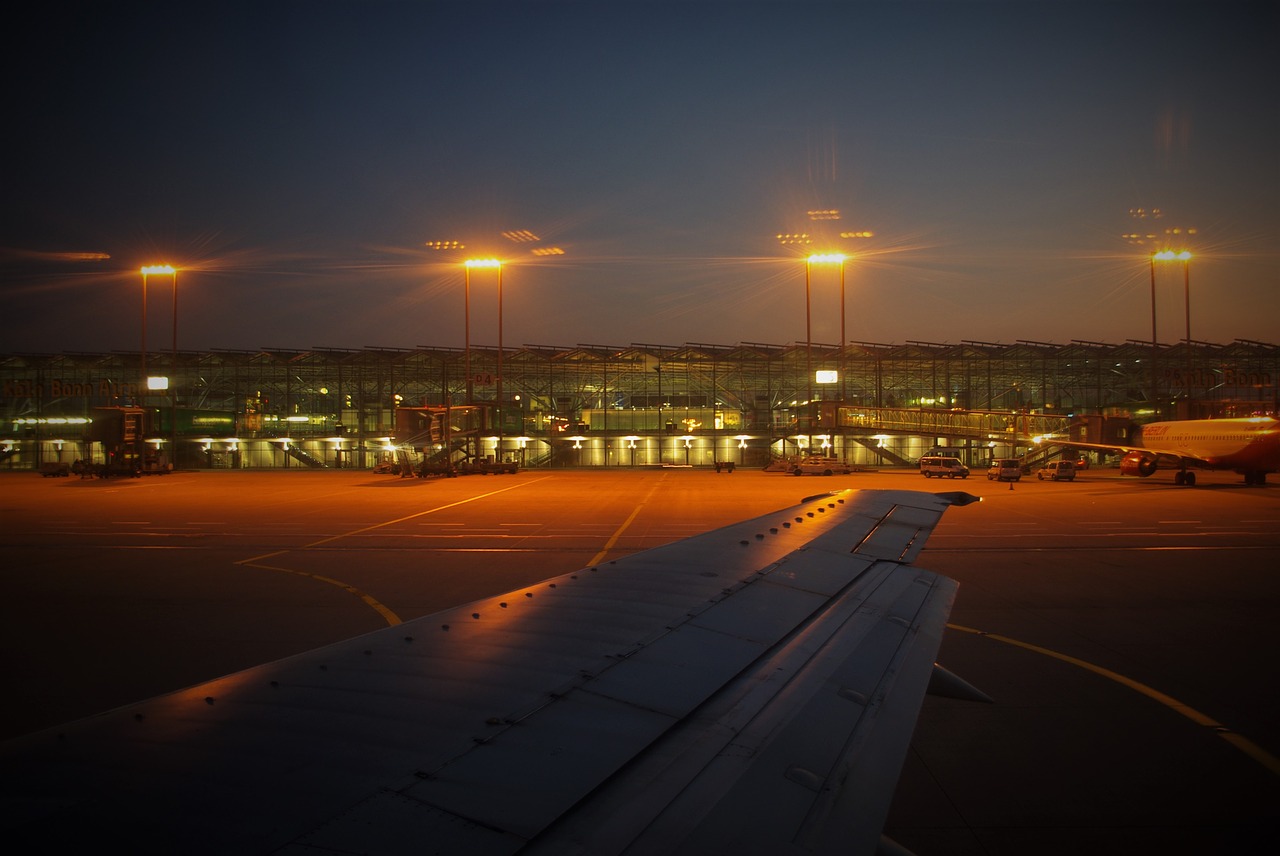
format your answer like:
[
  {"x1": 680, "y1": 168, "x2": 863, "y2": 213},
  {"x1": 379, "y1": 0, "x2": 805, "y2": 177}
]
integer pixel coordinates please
[
  {"x1": 0, "y1": 488, "x2": 978, "y2": 856},
  {"x1": 1028, "y1": 435, "x2": 1184, "y2": 470}
]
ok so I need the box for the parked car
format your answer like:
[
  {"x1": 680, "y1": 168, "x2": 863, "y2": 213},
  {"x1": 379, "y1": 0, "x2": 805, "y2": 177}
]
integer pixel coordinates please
[
  {"x1": 919, "y1": 456, "x2": 969, "y2": 479},
  {"x1": 1037, "y1": 460, "x2": 1076, "y2": 481},
  {"x1": 987, "y1": 458, "x2": 1023, "y2": 481},
  {"x1": 793, "y1": 456, "x2": 852, "y2": 476}
]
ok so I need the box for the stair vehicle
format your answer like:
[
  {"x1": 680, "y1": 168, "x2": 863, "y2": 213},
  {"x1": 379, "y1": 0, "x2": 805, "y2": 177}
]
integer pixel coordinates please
[{"x1": 792, "y1": 456, "x2": 852, "y2": 476}]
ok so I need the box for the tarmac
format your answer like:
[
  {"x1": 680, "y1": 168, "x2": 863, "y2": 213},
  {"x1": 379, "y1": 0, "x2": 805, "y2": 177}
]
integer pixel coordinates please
[{"x1": 1, "y1": 465, "x2": 1276, "y2": 854}]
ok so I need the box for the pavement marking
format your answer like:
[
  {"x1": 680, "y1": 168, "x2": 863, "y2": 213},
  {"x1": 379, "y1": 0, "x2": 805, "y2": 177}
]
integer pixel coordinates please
[
  {"x1": 948, "y1": 622, "x2": 1280, "y2": 777},
  {"x1": 241, "y1": 560, "x2": 403, "y2": 626},
  {"x1": 236, "y1": 476, "x2": 550, "y2": 565},
  {"x1": 235, "y1": 476, "x2": 552, "y2": 626},
  {"x1": 587, "y1": 474, "x2": 667, "y2": 566}
]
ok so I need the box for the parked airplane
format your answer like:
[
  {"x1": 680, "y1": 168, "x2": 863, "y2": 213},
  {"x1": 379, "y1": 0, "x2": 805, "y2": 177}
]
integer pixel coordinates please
[
  {"x1": 0, "y1": 489, "x2": 982, "y2": 856},
  {"x1": 1033, "y1": 415, "x2": 1280, "y2": 486}
]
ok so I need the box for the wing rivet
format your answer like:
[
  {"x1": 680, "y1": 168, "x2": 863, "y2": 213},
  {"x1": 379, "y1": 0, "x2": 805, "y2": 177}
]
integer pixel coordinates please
[
  {"x1": 500, "y1": 602, "x2": 508, "y2": 608},
  {"x1": 755, "y1": 533, "x2": 765, "y2": 539},
  {"x1": 472, "y1": 613, "x2": 481, "y2": 619},
  {"x1": 441, "y1": 624, "x2": 450, "y2": 631},
  {"x1": 526, "y1": 592, "x2": 533, "y2": 598},
  {"x1": 204, "y1": 697, "x2": 215, "y2": 705},
  {"x1": 739, "y1": 539, "x2": 750, "y2": 545},
  {"x1": 783, "y1": 522, "x2": 791, "y2": 528},
  {"x1": 770, "y1": 528, "x2": 778, "y2": 534}
]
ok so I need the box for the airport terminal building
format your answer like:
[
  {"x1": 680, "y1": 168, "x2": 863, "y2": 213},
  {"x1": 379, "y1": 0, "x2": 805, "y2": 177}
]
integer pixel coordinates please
[{"x1": 3, "y1": 339, "x2": 1277, "y2": 473}]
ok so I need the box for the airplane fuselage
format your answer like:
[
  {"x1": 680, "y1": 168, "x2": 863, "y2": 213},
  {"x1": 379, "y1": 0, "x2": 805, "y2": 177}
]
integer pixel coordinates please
[
  {"x1": 1130, "y1": 416, "x2": 1280, "y2": 484},
  {"x1": 1136, "y1": 417, "x2": 1280, "y2": 468}
]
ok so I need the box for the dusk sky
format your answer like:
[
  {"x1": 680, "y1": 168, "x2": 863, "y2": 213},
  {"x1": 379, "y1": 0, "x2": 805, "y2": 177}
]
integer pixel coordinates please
[{"x1": 3, "y1": 0, "x2": 1276, "y2": 355}]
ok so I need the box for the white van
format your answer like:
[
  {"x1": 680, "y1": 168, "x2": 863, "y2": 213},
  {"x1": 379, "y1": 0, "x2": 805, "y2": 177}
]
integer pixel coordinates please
[
  {"x1": 987, "y1": 458, "x2": 1023, "y2": 481},
  {"x1": 919, "y1": 456, "x2": 969, "y2": 479}
]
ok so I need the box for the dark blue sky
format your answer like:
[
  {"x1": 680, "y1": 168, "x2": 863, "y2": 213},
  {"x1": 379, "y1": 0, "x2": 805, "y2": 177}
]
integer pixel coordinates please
[{"x1": 3, "y1": 0, "x2": 1276, "y2": 353}]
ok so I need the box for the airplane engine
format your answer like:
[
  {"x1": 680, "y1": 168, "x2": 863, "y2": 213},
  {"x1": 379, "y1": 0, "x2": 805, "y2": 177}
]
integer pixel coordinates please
[{"x1": 1120, "y1": 452, "x2": 1158, "y2": 477}]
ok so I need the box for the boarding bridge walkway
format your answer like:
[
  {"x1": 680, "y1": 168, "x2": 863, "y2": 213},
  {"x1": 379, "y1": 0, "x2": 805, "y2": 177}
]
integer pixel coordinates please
[{"x1": 834, "y1": 406, "x2": 1071, "y2": 447}]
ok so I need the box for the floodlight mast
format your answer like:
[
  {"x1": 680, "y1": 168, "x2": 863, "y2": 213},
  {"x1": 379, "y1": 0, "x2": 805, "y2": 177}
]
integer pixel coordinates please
[{"x1": 803, "y1": 253, "x2": 847, "y2": 446}]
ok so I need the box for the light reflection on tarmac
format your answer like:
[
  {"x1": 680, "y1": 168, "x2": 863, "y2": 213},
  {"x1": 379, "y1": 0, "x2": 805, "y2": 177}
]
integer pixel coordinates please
[{"x1": 1, "y1": 467, "x2": 1276, "y2": 853}]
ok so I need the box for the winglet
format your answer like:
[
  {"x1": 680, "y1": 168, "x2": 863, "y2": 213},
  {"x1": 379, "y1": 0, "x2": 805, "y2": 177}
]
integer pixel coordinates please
[{"x1": 933, "y1": 491, "x2": 981, "y2": 507}]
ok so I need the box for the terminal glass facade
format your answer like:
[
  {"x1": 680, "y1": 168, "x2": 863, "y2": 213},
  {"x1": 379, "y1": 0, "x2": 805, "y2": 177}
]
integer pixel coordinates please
[{"x1": 3, "y1": 340, "x2": 1276, "y2": 472}]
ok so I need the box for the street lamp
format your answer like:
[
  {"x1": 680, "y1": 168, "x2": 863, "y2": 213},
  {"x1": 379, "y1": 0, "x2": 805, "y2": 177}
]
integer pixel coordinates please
[
  {"x1": 141, "y1": 265, "x2": 177, "y2": 468},
  {"x1": 804, "y1": 253, "x2": 846, "y2": 445},
  {"x1": 463, "y1": 258, "x2": 503, "y2": 461},
  {"x1": 1153, "y1": 250, "x2": 1193, "y2": 347},
  {"x1": 1149, "y1": 250, "x2": 1193, "y2": 413},
  {"x1": 139, "y1": 265, "x2": 176, "y2": 391}
]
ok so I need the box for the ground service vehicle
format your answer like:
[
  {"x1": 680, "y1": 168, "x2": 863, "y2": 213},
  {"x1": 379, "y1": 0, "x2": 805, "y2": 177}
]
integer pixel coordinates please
[
  {"x1": 987, "y1": 458, "x2": 1022, "y2": 481},
  {"x1": 919, "y1": 456, "x2": 969, "y2": 479},
  {"x1": 1038, "y1": 460, "x2": 1076, "y2": 481},
  {"x1": 793, "y1": 456, "x2": 852, "y2": 476}
]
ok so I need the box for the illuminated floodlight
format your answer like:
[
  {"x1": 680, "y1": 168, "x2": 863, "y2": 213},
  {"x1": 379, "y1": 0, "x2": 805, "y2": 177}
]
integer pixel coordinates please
[
  {"x1": 807, "y1": 253, "x2": 846, "y2": 265},
  {"x1": 840, "y1": 231, "x2": 874, "y2": 239},
  {"x1": 501, "y1": 230, "x2": 539, "y2": 243},
  {"x1": 777, "y1": 233, "x2": 812, "y2": 246},
  {"x1": 140, "y1": 264, "x2": 176, "y2": 276},
  {"x1": 425, "y1": 240, "x2": 465, "y2": 250},
  {"x1": 807, "y1": 209, "x2": 841, "y2": 220},
  {"x1": 146, "y1": 376, "x2": 169, "y2": 390},
  {"x1": 1153, "y1": 250, "x2": 1192, "y2": 261},
  {"x1": 464, "y1": 257, "x2": 502, "y2": 269},
  {"x1": 531, "y1": 246, "x2": 565, "y2": 256},
  {"x1": 815, "y1": 370, "x2": 838, "y2": 384}
]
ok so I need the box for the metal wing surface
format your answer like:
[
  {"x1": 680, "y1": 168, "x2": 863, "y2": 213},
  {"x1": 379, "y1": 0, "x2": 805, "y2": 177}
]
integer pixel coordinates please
[{"x1": 0, "y1": 488, "x2": 976, "y2": 855}]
